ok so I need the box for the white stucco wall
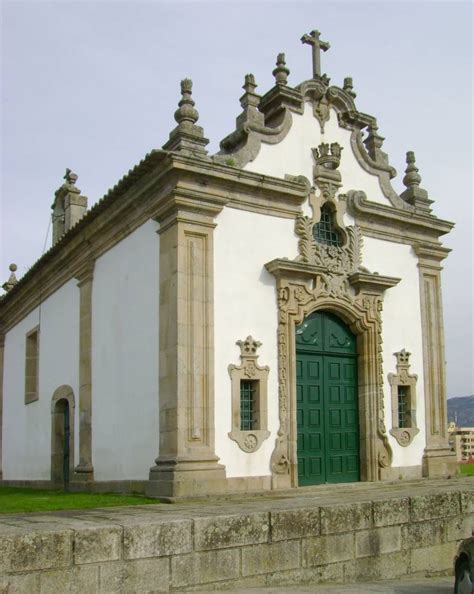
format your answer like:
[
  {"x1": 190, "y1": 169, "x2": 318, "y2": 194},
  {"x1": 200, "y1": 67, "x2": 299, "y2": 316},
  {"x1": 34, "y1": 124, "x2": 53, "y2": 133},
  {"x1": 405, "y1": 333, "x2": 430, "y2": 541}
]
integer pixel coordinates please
[
  {"x1": 214, "y1": 207, "x2": 298, "y2": 477},
  {"x1": 245, "y1": 104, "x2": 389, "y2": 205},
  {"x1": 362, "y1": 236, "x2": 426, "y2": 467},
  {"x1": 92, "y1": 219, "x2": 159, "y2": 480},
  {"x1": 3, "y1": 279, "x2": 80, "y2": 479}
]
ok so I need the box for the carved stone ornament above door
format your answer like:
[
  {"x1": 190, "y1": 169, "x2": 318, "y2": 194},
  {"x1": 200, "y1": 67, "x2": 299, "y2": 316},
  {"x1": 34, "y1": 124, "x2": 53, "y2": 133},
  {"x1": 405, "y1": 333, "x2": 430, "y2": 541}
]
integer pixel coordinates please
[{"x1": 264, "y1": 142, "x2": 401, "y2": 488}]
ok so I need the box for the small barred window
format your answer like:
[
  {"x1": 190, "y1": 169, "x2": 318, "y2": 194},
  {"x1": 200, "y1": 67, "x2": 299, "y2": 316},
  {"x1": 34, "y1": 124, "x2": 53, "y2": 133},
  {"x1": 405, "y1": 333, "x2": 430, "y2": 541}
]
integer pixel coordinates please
[
  {"x1": 240, "y1": 380, "x2": 258, "y2": 430},
  {"x1": 313, "y1": 204, "x2": 342, "y2": 247},
  {"x1": 397, "y1": 385, "x2": 410, "y2": 428}
]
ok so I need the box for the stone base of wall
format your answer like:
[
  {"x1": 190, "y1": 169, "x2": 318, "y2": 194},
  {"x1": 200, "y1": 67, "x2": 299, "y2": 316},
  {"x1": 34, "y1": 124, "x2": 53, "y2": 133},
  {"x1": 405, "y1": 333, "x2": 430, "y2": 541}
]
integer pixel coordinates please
[
  {"x1": 379, "y1": 464, "x2": 422, "y2": 481},
  {"x1": 1, "y1": 475, "x2": 273, "y2": 498},
  {"x1": 0, "y1": 479, "x2": 147, "y2": 494},
  {"x1": 0, "y1": 479, "x2": 472, "y2": 592}
]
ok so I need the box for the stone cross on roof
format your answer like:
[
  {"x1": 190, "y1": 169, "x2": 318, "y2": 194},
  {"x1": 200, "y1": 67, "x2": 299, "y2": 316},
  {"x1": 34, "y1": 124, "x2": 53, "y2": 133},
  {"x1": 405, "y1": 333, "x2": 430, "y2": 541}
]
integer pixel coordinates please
[{"x1": 301, "y1": 29, "x2": 330, "y2": 79}]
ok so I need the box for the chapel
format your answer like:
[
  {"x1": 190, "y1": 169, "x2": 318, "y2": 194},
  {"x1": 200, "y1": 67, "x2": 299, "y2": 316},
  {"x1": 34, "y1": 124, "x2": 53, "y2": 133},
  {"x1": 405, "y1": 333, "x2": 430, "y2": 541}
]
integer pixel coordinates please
[{"x1": 0, "y1": 31, "x2": 457, "y2": 498}]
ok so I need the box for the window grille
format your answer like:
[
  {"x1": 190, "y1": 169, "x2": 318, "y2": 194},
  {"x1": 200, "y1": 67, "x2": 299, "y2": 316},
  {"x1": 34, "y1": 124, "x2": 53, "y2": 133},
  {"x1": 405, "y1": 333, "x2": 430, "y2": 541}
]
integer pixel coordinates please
[
  {"x1": 240, "y1": 380, "x2": 257, "y2": 430},
  {"x1": 398, "y1": 385, "x2": 410, "y2": 428},
  {"x1": 313, "y1": 205, "x2": 342, "y2": 247}
]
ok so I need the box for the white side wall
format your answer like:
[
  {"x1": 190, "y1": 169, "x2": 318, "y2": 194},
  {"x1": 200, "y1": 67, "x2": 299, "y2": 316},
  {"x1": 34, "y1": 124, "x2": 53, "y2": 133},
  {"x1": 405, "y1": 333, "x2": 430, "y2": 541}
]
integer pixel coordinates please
[
  {"x1": 92, "y1": 219, "x2": 159, "y2": 480},
  {"x1": 245, "y1": 104, "x2": 389, "y2": 205},
  {"x1": 3, "y1": 279, "x2": 80, "y2": 479},
  {"x1": 214, "y1": 207, "x2": 298, "y2": 477},
  {"x1": 362, "y1": 236, "x2": 426, "y2": 467}
]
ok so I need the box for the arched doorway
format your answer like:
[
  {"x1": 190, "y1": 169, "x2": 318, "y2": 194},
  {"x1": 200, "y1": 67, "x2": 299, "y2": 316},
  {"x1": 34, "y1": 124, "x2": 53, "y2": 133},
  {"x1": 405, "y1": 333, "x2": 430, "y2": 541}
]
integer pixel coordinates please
[
  {"x1": 296, "y1": 310, "x2": 359, "y2": 485},
  {"x1": 51, "y1": 386, "x2": 75, "y2": 486}
]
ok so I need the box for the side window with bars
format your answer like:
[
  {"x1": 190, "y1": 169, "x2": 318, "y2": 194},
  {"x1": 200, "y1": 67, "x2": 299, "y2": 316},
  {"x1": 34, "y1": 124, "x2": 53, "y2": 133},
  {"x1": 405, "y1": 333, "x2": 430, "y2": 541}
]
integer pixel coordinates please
[
  {"x1": 313, "y1": 204, "x2": 343, "y2": 247},
  {"x1": 240, "y1": 380, "x2": 258, "y2": 430}
]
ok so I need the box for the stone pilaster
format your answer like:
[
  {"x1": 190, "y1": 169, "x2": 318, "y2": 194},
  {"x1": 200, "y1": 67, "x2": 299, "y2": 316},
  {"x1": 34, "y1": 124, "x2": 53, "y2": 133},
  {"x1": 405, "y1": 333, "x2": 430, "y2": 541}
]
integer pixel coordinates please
[
  {"x1": 415, "y1": 244, "x2": 457, "y2": 477},
  {"x1": 147, "y1": 193, "x2": 227, "y2": 498},
  {"x1": 74, "y1": 260, "x2": 95, "y2": 481},
  {"x1": 0, "y1": 333, "x2": 4, "y2": 479}
]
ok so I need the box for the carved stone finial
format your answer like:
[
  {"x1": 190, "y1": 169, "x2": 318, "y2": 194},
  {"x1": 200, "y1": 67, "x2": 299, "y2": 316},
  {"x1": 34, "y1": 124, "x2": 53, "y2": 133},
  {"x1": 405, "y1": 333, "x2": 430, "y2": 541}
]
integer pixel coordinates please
[
  {"x1": 301, "y1": 29, "x2": 330, "y2": 79},
  {"x1": 400, "y1": 151, "x2": 432, "y2": 212},
  {"x1": 403, "y1": 151, "x2": 422, "y2": 189},
  {"x1": 343, "y1": 77, "x2": 357, "y2": 98},
  {"x1": 64, "y1": 168, "x2": 78, "y2": 186},
  {"x1": 163, "y1": 78, "x2": 209, "y2": 156},
  {"x1": 272, "y1": 53, "x2": 289, "y2": 86},
  {"x1": 240, "y1": 73, "x2": 260, "y2": 110},
  {"x1": 243, "y1": 73, "x2": 257, "y2": 94},
  {"x1": 363, "y1": 123, "x2": 389, "y2": 165},
  {"x1": 174, "y1": 78, "x2": 199, "y2": 126},
  {"x1": 2, "y1": 263, "x2": 18, "y2": 292},
  {"x1": 236, "y1": 336, "x2": 262, "y2": 357}
]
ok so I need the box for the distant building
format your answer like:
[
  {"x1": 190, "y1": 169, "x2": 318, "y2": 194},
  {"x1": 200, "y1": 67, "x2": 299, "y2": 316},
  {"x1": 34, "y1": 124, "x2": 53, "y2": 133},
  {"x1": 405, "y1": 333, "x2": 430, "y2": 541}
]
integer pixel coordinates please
[
  {"x1": 448, "y1": 422, "x2": 474, "y2": 463},
  {"x1": 0, "y1": 30, "x2": 457, "y2": 498}
]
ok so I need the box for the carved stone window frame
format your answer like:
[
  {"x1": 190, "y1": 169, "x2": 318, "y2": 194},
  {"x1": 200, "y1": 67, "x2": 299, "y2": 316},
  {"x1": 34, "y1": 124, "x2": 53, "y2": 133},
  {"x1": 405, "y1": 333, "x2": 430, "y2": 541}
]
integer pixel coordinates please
[
  {"x1": 388, "y1": 349, "x2": 419, "y2": 446},
  {"x1": 228, "y1": 336, "x2": 270, "y2": 453}
]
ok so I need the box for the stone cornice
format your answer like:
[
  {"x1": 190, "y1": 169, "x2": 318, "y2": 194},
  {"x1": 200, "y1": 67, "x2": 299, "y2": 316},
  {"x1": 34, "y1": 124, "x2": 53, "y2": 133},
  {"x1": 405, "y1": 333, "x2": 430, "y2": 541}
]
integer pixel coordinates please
[
  {"x1": 0, "y1": 152, "x2": 308, "y2": 332},
  {"x1": 348, "y1": 272, "x2": 401, "y2": 295},
  {"x1": 347, "y1": 191, "x2": 454, "y2": 244},
  {"x1": 414, "y1": 243, "x2": 451, "y2": 262},
  {"x1": 414, "y1": 243, "x2": 451, "y2": 272},
  {"x1": 265, "y1": 260, "x2": 401, "y2": 296},
  {"x1": 168, "y1": 153, "x2": 308, "y2": 218},
  {"x1": 265, "y1": 259, "x2": 328, "y2": 280}
]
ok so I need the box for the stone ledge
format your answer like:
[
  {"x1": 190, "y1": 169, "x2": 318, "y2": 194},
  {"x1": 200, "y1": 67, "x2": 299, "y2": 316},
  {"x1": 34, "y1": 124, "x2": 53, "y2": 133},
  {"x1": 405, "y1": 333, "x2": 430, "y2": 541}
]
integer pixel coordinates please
[{"x1": 0, "y1": 481, "x2": 471, "y2": 592}]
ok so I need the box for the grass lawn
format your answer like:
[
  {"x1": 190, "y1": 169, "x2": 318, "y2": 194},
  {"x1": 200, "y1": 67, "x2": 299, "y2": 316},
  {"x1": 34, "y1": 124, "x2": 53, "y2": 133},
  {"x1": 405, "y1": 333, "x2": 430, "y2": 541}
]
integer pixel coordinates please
[
  {"x1": 459, "y1": 463, "x2": 474, "y2": 476},
  {"x1": 0, "y1": 486, "x2": 160, "y2": 514}
]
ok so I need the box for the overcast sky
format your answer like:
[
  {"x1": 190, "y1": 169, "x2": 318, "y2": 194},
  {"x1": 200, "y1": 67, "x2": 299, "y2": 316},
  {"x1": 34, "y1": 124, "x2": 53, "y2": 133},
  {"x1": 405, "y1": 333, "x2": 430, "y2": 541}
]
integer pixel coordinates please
[{"x1": 1, "y1": 0, "x2": 472, "y2": 397}]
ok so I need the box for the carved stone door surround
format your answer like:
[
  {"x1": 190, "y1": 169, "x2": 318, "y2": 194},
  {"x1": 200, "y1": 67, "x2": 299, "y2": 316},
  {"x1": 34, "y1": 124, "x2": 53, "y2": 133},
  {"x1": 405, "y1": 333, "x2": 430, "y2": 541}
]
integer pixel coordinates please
[{"x1": 265, "y1": 259, "x2": 400, "y2": 487}]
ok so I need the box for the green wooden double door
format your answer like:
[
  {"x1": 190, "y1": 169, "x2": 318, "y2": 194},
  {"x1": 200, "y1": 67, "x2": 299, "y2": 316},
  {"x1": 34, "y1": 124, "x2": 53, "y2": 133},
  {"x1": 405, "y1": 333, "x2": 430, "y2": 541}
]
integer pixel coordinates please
[{"x1": 296, "y1": 311, "x2": 360, "y2": 485}]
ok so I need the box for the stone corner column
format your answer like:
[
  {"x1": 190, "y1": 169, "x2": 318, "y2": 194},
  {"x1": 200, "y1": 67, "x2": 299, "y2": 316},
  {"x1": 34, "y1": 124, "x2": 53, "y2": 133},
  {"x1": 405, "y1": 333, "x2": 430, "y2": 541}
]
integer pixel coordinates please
[
  {"x1": 146, "y1": 194, "x2": 227, "y2": 499},
  {"x1": 74, "y1": 259, "x2": 95, "y2": 482},
  {"x1": 415, "y1": 244, "x2": 457, "y2": 477}
]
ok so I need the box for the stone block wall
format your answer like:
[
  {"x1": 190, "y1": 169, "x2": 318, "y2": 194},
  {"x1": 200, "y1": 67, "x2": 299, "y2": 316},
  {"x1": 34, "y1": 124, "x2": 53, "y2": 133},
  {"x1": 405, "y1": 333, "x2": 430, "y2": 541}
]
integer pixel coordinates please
[{"x1": 0, "y1": 488, "x2": 472, "y2": 592}]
